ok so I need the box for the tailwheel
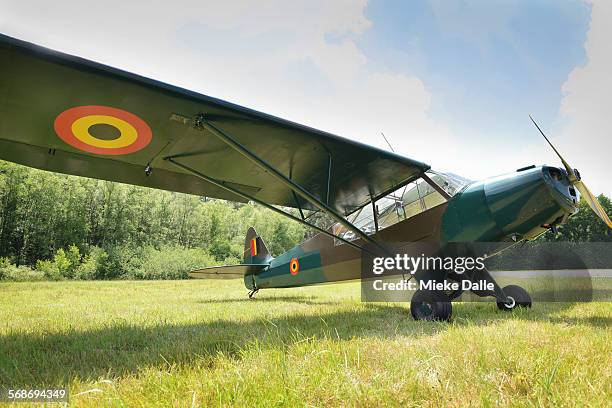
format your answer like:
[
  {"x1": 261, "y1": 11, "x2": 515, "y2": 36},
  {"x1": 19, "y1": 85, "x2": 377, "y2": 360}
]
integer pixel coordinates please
[
  {"x1": 410, "y1": 290, "x2": 452, "y2": 321},
  {"x1": 497, "y1": 285, "x2": 532, "y2": 311}
]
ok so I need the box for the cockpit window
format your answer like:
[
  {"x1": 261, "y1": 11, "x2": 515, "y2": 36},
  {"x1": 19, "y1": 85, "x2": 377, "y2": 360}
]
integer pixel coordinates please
[{"x1": 333, "y1": 170, "x2": 471, "y2": 244}]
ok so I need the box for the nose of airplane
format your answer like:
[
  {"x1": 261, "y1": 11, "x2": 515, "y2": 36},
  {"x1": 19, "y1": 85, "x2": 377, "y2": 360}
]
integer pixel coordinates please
[
  {"x1": 541, "y1": 165, "x2": 580, "y2": 211},
  {"x1": 442, "y1": 165, "x2": 579, "y2": 242}
]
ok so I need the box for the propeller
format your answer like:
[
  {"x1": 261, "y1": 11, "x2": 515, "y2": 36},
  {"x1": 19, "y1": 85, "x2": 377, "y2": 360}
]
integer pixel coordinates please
[{"x1": 529, "y1": 115, "x2": 612, "y2": 228}]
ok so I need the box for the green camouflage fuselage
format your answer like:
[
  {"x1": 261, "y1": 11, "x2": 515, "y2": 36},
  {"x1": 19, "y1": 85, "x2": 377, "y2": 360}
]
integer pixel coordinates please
[{"x1": 246, "y1": 166, "x2": 578, "y2": 290}]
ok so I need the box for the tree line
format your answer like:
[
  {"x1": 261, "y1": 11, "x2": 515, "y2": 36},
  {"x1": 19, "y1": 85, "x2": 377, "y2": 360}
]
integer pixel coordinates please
[
  {"x1": 0, "y1": 161, "x2": 306, "y2": 280},
  {"x1": 0, "y1": 160, "x2": 609, "y2": 280}
]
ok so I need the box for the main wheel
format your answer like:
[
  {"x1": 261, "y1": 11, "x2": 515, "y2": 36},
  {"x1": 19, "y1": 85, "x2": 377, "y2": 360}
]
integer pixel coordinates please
[
  {"x1": 410, "y1": 290, "x2": 452, "y2": 321},
  {"x1": 497, "y1": 285, "x2": 532, "y2": 311}
]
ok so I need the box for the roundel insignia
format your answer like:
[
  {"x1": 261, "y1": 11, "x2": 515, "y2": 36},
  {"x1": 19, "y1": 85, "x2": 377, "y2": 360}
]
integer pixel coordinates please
[
  {"x1": 54, "y1": 105, "x2": 152, "y2": 155},
  {"x1": 289, "y1": 258, "x2": 299, "y2": 275}
]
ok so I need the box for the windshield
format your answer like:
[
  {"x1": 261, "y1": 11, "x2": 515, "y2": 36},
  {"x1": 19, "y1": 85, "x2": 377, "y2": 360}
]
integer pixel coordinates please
[{"x1": 333, "y1": 170, "x2": 471, "y2": 243}]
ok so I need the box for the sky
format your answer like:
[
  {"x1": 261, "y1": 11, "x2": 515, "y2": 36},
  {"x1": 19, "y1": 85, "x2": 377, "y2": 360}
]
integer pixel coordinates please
[{"x1": 1, "y1": 0, "x2": 610, "y2": 195}]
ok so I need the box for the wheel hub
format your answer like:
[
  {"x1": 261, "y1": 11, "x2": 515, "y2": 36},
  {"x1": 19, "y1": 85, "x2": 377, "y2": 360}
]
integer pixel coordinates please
[
  {"x1": 417, "y1": 302, "x2": 434, "y2": 317},
  {"x1": 504, "y1": 296, "x2": 516, "y2": 309}
]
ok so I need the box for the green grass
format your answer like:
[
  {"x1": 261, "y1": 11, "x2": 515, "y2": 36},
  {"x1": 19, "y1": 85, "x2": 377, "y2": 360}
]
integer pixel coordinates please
[{"x1": 0, "y1": 280, "x2": 610, "y2": 407}]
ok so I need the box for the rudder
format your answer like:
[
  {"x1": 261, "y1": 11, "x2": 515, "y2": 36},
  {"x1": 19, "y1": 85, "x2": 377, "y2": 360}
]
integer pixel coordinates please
[{"x1": 244, "y1": 227, "x2": 272, "y2": 264}]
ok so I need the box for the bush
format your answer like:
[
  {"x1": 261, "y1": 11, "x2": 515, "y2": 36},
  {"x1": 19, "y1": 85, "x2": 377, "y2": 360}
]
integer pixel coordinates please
[
  {"x1": 35, "y1": 246, "x2": 77, "y2": 280},
  {"x1": 0, "y1": 257, "x2": 45, "y2": 281},
  {"x1": 125, "y1": 246, "x2": 217, "y2": 280},
  {"x1": 33, "y1": 245, "x2": 110, "y2": 280},
  {"x1": 209, "y1": 239, "x2": 238, "y2": 262},
  {"x1": 74, "y1": 246, "x2": 107, "y2": 280},
  {"x1": 0, "y1": 257, "x2": 7, "y2": 280},
  {"x1": 3, "y1": 245, "x2": 231, "y2": 281},
  {"x1": 95, "y1": 245, "x2": 140, "y2": 279},
  {"x1": 35, "y1": 259, "x2": 62, "y2": 281}
]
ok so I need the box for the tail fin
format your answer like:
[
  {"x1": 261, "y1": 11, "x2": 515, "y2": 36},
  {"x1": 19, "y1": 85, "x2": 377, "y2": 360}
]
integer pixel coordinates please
[{"x1": 244, "y1": 227, "x2": 272, "y2": 264}]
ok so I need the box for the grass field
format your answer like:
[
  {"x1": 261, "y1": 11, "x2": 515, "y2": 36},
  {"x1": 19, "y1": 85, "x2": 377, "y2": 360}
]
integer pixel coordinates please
[{"x1": 0, "y1": 280, "x2": 610, "y2": 407}]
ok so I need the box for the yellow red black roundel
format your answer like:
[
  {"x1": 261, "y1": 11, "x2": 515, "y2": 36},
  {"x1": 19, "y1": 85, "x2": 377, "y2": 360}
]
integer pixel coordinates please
[
  {"x1": 54, "y1": 105, "x2": 152, "y2": 155},
  {"x1": 289, "y1": 258, "x2": 299, "y2": 275}
]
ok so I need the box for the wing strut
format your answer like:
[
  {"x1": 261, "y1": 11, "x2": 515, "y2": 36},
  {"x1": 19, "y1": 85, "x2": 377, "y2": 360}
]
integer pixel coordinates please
[
  {"x1": 421, "y1": 172, "x2": 451, "y2": 200},
  {"x1": 165, "y1": 157, "x2": 369, "y2": 253},
  {"x1": 193, "y1": 114, "x2": 381, "y2": 247}
]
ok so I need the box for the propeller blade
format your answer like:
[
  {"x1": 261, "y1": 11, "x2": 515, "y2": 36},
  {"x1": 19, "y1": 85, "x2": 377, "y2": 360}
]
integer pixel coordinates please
[
  {"x1": 574, "y1": 181, "x2": 612, "y2": 228},
  {"x1": 529, "y1": 115, "x2": 611, "y2": 229},
  {"x1": 529, "y1": 115, "x2": 576, "y2": 181}
]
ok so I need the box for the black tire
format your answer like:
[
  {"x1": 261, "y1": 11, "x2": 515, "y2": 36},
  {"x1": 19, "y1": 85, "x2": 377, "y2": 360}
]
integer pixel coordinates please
[
  {"x1": 497, "y1": 285, "x2": 532, "y2": 311},
  {"x1": 410, "y1": 290, "x2": 452, "y2": 321}
]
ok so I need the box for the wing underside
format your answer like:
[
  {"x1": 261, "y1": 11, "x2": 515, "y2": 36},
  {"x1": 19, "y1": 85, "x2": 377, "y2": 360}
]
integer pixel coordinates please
[{"x1": 0, "y1": 34, "x2": 429, "y2": 216}]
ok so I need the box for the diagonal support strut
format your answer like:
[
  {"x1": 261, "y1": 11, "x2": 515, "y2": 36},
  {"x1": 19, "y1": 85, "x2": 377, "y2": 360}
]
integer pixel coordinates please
[
  {"x1": 193, "y1": 115, "x2": 381, "y2": 248},
  {"x1": 164, "y1": 157, "x2": 369, "y2": 253},
  {"x1": 421, "y1": 172, "x2": 451, "y2": 200}
]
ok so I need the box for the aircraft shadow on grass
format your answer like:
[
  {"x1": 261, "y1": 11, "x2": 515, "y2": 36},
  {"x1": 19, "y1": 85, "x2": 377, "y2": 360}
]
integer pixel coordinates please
[
  {"x1": 0, "y1": 300, "x2": 609, "y2": 388},
  {"x1": 196, "y1": 295, "x2": 337, "y2": 305}
]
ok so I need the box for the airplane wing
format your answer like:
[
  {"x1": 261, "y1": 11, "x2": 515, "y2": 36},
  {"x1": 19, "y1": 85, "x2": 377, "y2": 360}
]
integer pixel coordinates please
[{"x1": 0, "y1": 34, "x2": 429, "y2": 217}]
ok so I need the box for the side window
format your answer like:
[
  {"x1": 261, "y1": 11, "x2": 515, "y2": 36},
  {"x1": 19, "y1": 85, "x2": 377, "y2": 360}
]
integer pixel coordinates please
[
  {"x1": 333, "y1": 171, "x2": 469, "y2": 245},
  {"x1": 332, "y1": 204, "x2": 375, "y2": 244}
]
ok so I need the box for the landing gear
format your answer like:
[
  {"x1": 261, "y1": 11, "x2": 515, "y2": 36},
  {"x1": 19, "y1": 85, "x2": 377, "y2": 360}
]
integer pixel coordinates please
[
  {"x1": 248, "y1": 288, "x2": 259, "y2": 299},
  {"x1": 496, "y1": 285, "x2": 531, "y2": 311},
  {"x1": 410, "y1": 290, "x2": 452, "y2": 321}
]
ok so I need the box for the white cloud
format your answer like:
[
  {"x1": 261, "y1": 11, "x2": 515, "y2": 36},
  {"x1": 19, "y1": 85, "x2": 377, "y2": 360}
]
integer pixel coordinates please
[
  {"x1": 0, "y1": 0, "x2": 608, "y2": 195},
  {"x1": 556, "y1": 0, "x2": 612, "y2": 196},
  {"x1": 0, "y1": 0, "x2": 453, "y2": 163}
]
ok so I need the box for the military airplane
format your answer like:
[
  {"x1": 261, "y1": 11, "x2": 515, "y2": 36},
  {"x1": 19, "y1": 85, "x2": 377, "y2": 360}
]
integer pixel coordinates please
[{"x1": 1, "y1": 34, "x2": 610, "y2": 320}]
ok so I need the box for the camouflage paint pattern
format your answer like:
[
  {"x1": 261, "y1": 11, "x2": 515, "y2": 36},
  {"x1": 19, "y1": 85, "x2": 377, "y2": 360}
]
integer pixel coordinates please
[{"x1": 246, "y1": 166, "x2": 579, "y2": 290}]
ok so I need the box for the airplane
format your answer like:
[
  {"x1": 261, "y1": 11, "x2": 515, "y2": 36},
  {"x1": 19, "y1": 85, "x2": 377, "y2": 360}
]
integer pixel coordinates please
[{"x1": 0, "y1": 34, "x2": 610, "y2": 321}]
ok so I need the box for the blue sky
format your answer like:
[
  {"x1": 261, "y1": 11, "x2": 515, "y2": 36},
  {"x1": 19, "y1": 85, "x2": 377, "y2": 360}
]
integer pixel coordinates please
[
  {"x1": 356, "y1": 0, "x2": 591, "y2": 145},
  {"x1": 0, "y1": 0, "x2": 609, "y2": 194}
]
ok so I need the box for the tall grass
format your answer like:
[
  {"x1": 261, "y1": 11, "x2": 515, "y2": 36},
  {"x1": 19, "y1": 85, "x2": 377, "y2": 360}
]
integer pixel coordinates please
[{"x1": 0, "y1": 280, "x2": 610, "y2": 407}]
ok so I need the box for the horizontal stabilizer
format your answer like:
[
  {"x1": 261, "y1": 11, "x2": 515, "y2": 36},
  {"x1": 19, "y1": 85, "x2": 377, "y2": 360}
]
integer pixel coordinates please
[{"x1": 189, "y1": 264, "x2": 268, "y2": 279}]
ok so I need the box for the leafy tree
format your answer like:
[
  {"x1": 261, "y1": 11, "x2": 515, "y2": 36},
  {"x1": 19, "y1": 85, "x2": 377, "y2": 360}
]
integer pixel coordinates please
[
  {"x1": 541, "y1": 195, "x2": 611, "y2": 242},
  {"x1": 0, "y1": 160, "x2": 308, "y2": 270},
  {"x1": 7, "y1": 159, "x2": 609, "y2": 281}
]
